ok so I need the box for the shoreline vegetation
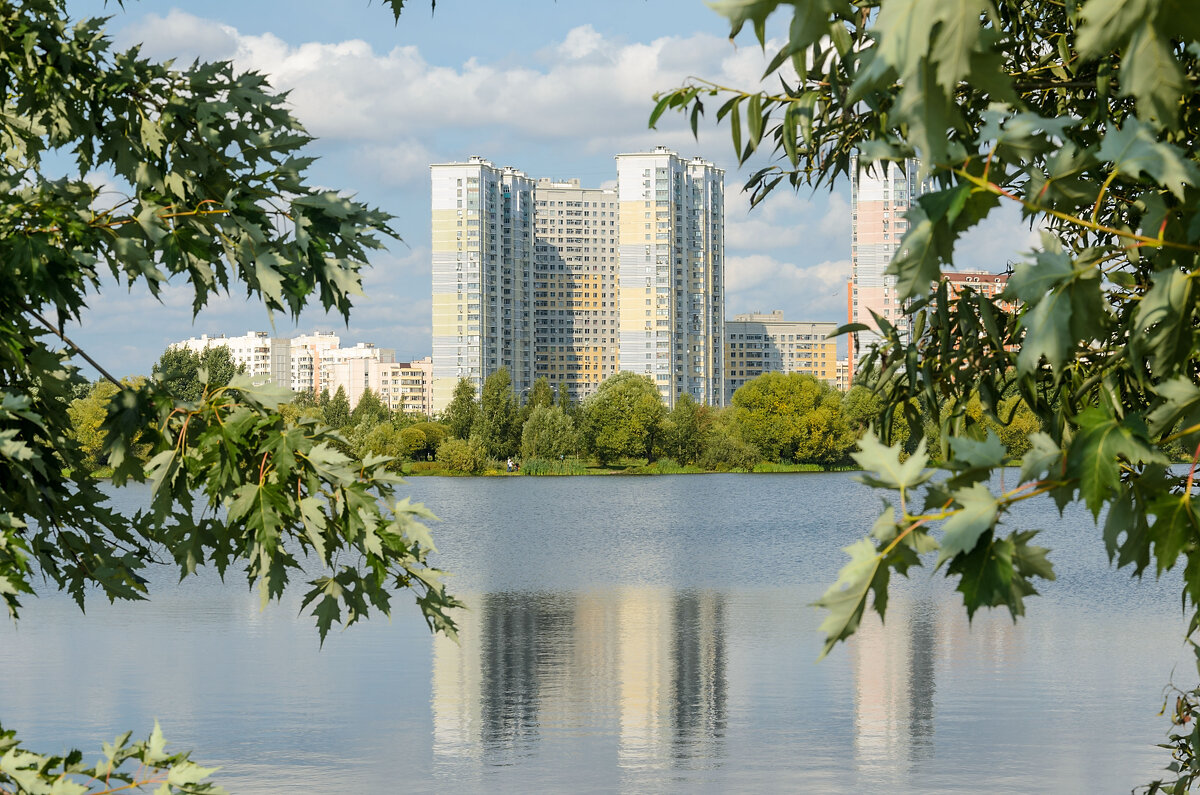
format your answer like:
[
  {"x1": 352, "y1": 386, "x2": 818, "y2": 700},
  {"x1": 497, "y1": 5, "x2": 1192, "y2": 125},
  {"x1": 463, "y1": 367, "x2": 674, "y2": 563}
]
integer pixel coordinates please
[{"x1": 67, "y1": 354, "x2": 1057, "y2": 481}]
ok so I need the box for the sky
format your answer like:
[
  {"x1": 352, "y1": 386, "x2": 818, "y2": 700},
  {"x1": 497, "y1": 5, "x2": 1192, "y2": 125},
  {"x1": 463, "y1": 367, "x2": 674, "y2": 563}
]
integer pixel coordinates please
[{"x1": 62, "y1": 0, "x2": 1039, "y2": 378}]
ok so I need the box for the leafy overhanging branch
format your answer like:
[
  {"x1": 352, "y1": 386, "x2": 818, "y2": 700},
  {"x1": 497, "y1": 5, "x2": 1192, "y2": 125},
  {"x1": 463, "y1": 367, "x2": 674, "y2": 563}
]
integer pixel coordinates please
[{"x1": 660, "y1": 6, "x2": 1200, "y2": 786}]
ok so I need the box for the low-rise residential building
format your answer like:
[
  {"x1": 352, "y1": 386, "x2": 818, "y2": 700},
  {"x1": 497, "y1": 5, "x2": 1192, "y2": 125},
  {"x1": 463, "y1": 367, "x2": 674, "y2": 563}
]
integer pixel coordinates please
[
  {"x1": 327, "y1": 355, "x2": 435, "y2": 416},
  {"x1": 168, "y1": 332, "x2": 422, "y2": 407},
  {"x1": 724, "y1": 312, "x2": 839, "y2": 402},
  {"x1": 289, "y1": 332, "x2": 340, "y2": 394},
  {"x1": 942, "y1": 270, "x2": 1014, "y2": 310},
  {"x1": 170, "y1": 331, "x2": 289, "y2": 387}
]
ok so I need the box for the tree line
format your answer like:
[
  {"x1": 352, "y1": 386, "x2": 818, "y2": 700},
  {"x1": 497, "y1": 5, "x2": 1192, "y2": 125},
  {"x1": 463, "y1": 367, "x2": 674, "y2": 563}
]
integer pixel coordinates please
[{"x1": 67, "y1": 347, "x2": 1052, "y2": 478}]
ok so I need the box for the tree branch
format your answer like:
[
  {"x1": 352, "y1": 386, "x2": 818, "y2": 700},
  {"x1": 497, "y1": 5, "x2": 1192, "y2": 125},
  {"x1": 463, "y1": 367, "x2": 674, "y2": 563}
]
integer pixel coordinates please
[{"x1": 21, "y1": 303, "x2": 122, "y2": 388}]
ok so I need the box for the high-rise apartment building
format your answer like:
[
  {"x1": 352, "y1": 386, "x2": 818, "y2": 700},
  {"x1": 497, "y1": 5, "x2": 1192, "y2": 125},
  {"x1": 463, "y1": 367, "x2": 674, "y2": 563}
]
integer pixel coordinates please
[
  {"x1": 430, "y1": 157, "x2": 536, "y2": 413},
  {"x1": 847, "y1": 157, "x2": 922, "y2": 381},
  {"x1": 431, "y1": 150, "x2": 726, "y2": 411},
  {"x1": 615, "y1": 147, "x2": 725, "y2": 407},
  {"x1": 533, "y1": 178, "x2": 620, "y2": 401},
  {"x1": 724, "y1": 312, "x2": 839, "y2": 402}
]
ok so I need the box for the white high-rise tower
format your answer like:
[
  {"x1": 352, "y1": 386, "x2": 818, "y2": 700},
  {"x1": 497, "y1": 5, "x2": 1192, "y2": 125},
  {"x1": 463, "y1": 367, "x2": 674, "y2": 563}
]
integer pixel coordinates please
[{"x1": 615, "y1": 147, "x2": 725, "y2": 407}]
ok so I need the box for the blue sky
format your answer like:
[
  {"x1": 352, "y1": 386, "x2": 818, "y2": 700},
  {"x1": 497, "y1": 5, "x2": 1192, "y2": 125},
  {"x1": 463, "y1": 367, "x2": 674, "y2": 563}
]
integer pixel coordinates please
[{"x1": 63, "y1": 0, "x2": 1035, "y2": 378}]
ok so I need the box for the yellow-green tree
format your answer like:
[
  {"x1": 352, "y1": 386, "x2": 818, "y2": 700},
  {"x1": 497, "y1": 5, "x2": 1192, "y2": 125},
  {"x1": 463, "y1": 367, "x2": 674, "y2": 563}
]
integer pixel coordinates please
[{"x1": 730, "y1": 373, "x2": 853, "y2": 464}]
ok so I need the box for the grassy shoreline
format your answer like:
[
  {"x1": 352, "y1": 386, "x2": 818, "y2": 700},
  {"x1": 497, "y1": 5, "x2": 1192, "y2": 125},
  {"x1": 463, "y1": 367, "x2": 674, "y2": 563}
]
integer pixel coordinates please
[{"x1": 401, "y1": 458, "x2": 856, "y2": 477}]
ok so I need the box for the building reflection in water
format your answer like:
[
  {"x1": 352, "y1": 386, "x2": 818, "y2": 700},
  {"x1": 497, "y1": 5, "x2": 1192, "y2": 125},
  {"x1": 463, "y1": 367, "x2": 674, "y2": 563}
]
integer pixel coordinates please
[
  {"x1": 432, "y1": 588, "x2": 726, "y2": 772},
  {"x1": 852, "y1": 597, "x2": 938, "y2": 770}
]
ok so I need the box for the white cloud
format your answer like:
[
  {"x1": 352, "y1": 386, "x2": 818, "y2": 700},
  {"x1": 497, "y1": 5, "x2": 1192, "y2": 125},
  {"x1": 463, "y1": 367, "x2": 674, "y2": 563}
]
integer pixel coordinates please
[
  {"x1": 118, "y1": 12, "x2": 772, "y2": 149},
  {"x1": 725, "y1": 255, "x2": 849, "y2": 322},
  {"x1": 558, "y1": 24, "x2": 607, "y2": 60},
  {"x1": 951, "y1": 202, "x2": 1042, "y2": 272},
  {"x1": 350, "y1": 140, "x2": 437, "y2": 186}
]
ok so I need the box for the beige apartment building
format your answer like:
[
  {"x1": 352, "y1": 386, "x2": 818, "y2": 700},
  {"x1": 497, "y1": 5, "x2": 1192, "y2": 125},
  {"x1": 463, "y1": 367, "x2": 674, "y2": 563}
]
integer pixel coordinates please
[
  {"x1": 533, "y1": 178, "x2": 619, "y2": 401},
  {"x1": 724, "y1": 312, "x2": 839, "y2": 402},
  {"x1": 327, "y1": 355, "x2": 433, "y2": 416},
  {"x1": 430, "y1": 157, "x2": 536, "y2": 413},
  {"x1": 615, "y1": 147, "x2": 725, "y2": 407},
  {"x1": 288, "y1": 331, "x2": 340, "y2": 394}
]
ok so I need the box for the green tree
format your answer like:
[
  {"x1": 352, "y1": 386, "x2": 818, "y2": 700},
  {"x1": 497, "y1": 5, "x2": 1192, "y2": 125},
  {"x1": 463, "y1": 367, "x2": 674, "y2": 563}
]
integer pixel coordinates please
[
  {"x1": 349, "y1": 421, "x2": 405, "y2": 469},
  {"x1": 406, "y1": 421, "x2": 448, "y2": 461},
  {"x1": 398, "y1": 426, "x2": 428, "y2": 460},
  {"x1": 520, "y1": 404, "x2": 576, "y2": 461},
  {"x1": 0, "y1": 1, "x2": 457, "y2": 784},
  {"x1": 699, "y1": 423, "x2": 761, "y2": 472},
  {"x1": 661, "y1": 3, "x2": 1200, "y2": 785},
  {"x1": 442, "y1": 377, "x2": 478, "y2": 441},
  {"x1": 579, "y1": 372, "x2": 665, "y2": 465},
  {"x1": 842, "y1": 386, "x2": 881, "y2": 436},
  {"x1": 662, "y1": 393, "x2": 712, "y2": 466},
  {"x1": 349, "y1": 386, "x2": 390, "y2": 427},
  {"x1": 527, "y1": 376, "x2": 555, "y2": 412},
  {"x1": 731, "y1": 373, "x2": 852, "y2": 464},
  {"x1": 66, "y1": 380, "x2": 121, "y2": 472},
  {"x1": 472, "y1": 367, "x2": 517, "y2": 460},
  {"x1": 152, "y1": 345, "x2": 242, "y2": 402},
  {"x1": 517, "y1": 375, "x2": 555, "y2": 439},
  {"x1": 324, "y1": 386, "x2": 352, "y2": 429}
]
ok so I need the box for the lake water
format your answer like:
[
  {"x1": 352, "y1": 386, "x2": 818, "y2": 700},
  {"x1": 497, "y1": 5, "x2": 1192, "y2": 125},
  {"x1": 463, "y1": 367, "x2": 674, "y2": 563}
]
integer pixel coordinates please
[{"x1": 0, "y1": 472, "x2": 1191, "y2": 793}]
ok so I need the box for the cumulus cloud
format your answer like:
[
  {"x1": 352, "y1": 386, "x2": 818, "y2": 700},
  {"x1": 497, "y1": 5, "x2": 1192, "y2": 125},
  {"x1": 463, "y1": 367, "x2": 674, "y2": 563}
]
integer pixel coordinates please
[
  {"x1": 951, "y1": 202, "x2": 1042, "y2": 272},
  {"x1": 725, "y1": 255, "x2": 850, "y2": 323},
  {"x1": 118, "y1": 11, "x2": 774, "y2": 148}
]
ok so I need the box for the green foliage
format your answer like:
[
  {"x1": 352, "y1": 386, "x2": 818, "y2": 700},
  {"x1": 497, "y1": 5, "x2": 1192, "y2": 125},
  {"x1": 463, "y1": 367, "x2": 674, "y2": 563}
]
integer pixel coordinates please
[
  {"x1": 528, "y1": 376, "x2": 555, "y2": 410},
  {"x1": 699, "y1": 424, "x2": 762, "y2": 472},
  {"x1": 66, "y1": 380, "x2": 121, "y2": 472},
  {"x1": 0, "y1": 0, "x2": 456, "y2": 781},
  {"x1": 349, "y1": 387, "x2": 390, "y2": 427},
  {"x1": 347, "y1": 421, "x2": 404, "y2": 469},
  {"x1": 323, "y1": 386, "x2": 351, "y2": 429},
  {"x1": 473, "y1": 368, "x2": 517, "y2": 459},
  {"x1": 579, "y1": 372, "x2": 666, "y2": 465},
  {"x1": 435, "y1": 436, "x2": 485, "y2": 474},
  {"x1": 398, "y1": 426, "x2": 427, "y2": 460},
  {"x1": 665, "y1": 7, "x2": 1200, "y2": 778},
  {"x1": 442, "y1": 377, "x2": 478, "y2": 440},
  {"x1": 519, "y1": 457, "x2": 588, "y2": 476},
  {"x1": 730, "y1": 372, "x2": 855, "y2": 464},
  {"x1": 842, "y1": 385, "x2": 880, "y2": 434},
  {"x1": 0, "y1": 720, "x2": 224, "y2": 794},
  {"x1": 406, "y1": 421, "x2": 447, "y2": 460},
  {"x1": 520, "y1": 404, "x2": 576, "y2": 461},
  {"x1": 629, "y1": 457, "x2": 704, "y2": 475},
  {"x1": 152, "y1": 346, "x2": 244, "y2": 403},
  {"x1": 662, "y1": 393, "x2": 712, "y2": 465}
]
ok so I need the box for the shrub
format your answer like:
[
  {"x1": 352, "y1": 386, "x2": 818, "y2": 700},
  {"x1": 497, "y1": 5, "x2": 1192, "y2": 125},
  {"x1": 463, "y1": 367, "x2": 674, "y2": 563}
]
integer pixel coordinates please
[
  {"x1": 435, "y1": 437, "x2": 484, "y2": 474},
  {"x1": 700, "y1": 431, "x2": 761, "y2": 472}
]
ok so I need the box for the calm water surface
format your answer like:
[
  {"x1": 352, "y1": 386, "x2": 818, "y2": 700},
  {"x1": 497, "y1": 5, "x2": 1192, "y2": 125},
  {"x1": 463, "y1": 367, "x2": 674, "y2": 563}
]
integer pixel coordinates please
[{"x1": 0, "y1": 472, "x2": 1189, "y2": 793}]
